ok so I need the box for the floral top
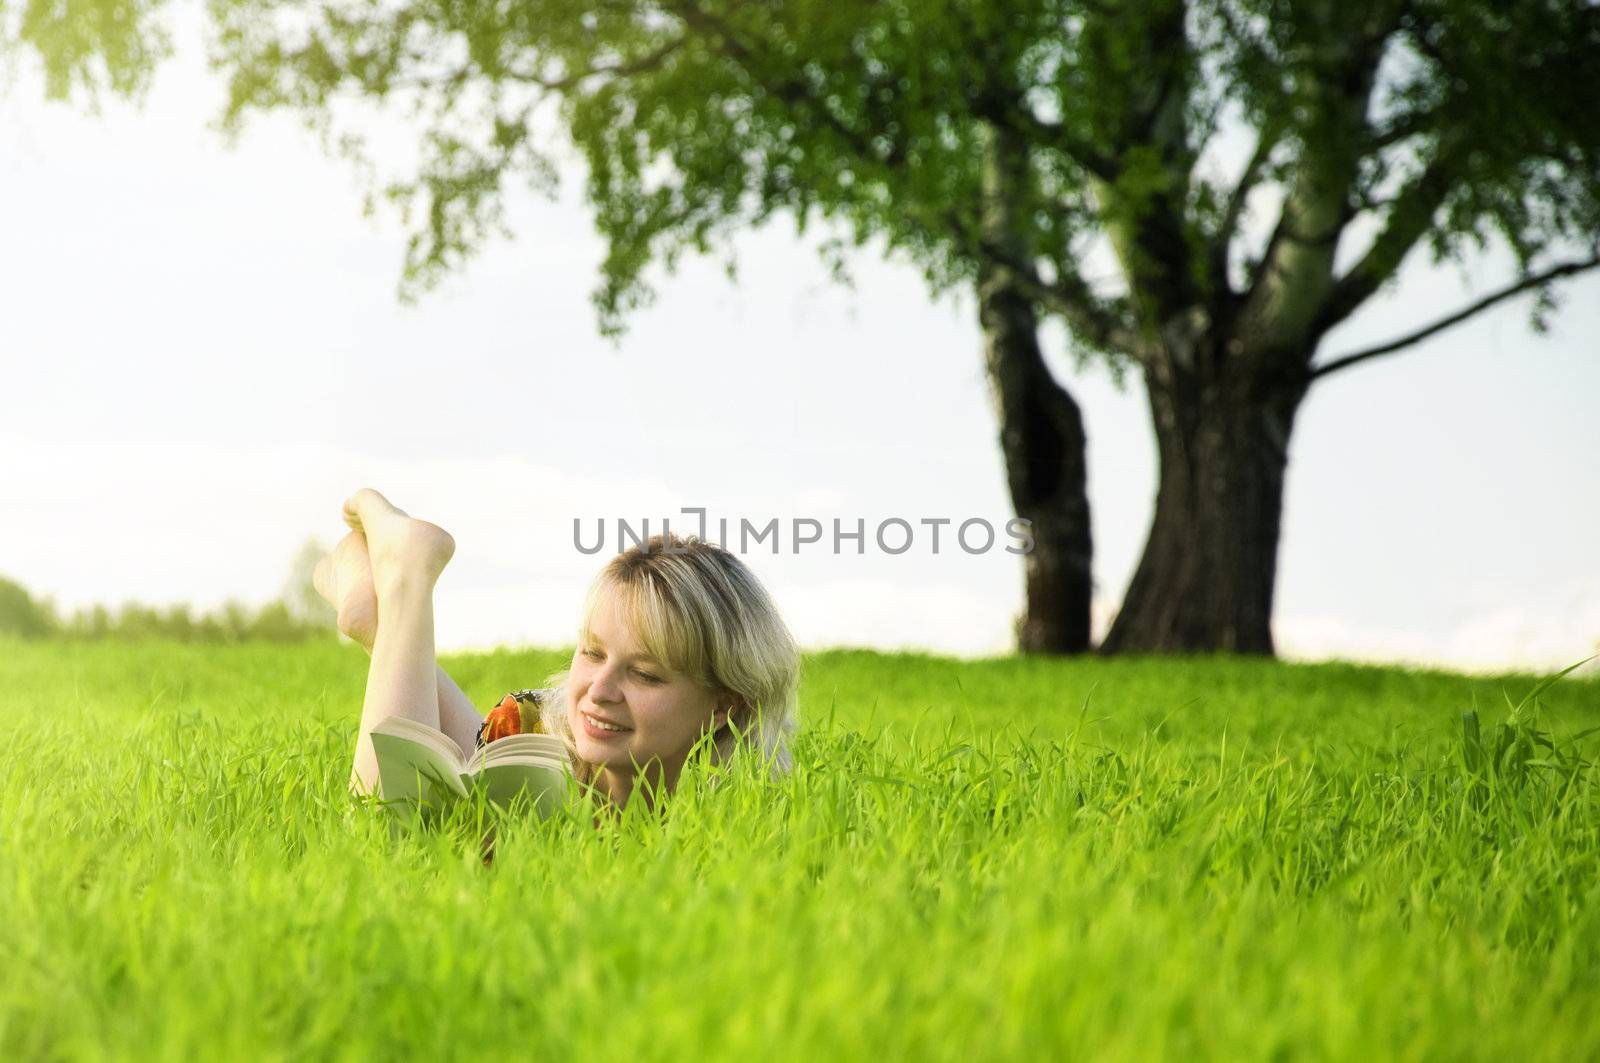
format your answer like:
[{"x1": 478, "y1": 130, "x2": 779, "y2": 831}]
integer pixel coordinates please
[{"x1": 473, "y1": 688, "x2": 551, "y2": 750}]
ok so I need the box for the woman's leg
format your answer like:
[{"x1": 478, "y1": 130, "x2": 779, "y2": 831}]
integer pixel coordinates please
[
  {"x1": 315, "y1": 525, "x2": 486, "y2": 762},
  {"x1": 337, "y1": 488, "x2": 458, "y2": 794}
]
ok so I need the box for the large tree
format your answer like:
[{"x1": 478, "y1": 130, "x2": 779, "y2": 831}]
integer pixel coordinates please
[{"x1": 17, "y1": 0, "x2": 1600, "y2": 654}]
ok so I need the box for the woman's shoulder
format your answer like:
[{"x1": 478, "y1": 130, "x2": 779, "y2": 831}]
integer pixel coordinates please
[
  {"x1": 505, "y1": 687, "x2": 555, "y2": 709},
  {"x1": 476, "y1": 687, "x2": 556, "y2": 747}
]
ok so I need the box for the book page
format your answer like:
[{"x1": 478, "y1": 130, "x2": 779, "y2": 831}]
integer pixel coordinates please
[
  {"x1": 372, "y1": 716, "x2": 468, "y2": 768},
  {"x1": 480, "y1": 733, "x2": 570, "y2": 764},
  {"x1": 371, "y1": 724, "x2": 471, "y2": 803},
  {"x1": 476, "y1": 758, "x2": 574, "y2": 815}
]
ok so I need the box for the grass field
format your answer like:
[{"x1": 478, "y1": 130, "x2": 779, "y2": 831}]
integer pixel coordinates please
[{"x1": 3, "y1": 638, "x2": 1599, "y2": 1060}]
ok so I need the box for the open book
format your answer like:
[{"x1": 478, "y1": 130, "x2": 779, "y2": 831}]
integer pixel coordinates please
[{"x1": 370, "y1": 716, "x2": 575, "y2": 816}]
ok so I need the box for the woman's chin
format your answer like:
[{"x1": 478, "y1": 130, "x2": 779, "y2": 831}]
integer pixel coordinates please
[{"x1": 576, "y1": 733, "x2": 631, "y2": 766}]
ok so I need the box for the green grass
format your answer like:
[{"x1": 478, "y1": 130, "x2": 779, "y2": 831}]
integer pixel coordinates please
[{"x1": 3, "y1": 638, "x2": 1599, "y2": 1060}]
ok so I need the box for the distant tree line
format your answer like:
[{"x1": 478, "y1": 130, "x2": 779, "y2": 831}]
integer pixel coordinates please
[{"x1": 0, "y1": 539, "x2": 338, "y2": 643}]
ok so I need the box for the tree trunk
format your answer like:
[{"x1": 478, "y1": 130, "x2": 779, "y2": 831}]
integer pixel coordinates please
[
  {"x1": 977, "y1": 272, "x2": 1094, "y2": 653},
  {"x1": 978, "y1": 121, "x2": 1093, "y2": 654},
  {"x1": 1100, "y1": 350, "x2": 1308, "y2": 655}
]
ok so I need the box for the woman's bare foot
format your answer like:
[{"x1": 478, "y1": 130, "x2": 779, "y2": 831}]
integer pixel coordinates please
[
  {"x1": 313, "y1": 531, "x2": 379, "y2": 651},
  {"x1": 341, "y1": 487, "x2": 456, "y2": 593}
]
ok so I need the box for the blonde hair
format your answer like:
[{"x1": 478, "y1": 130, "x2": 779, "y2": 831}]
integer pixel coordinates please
[{"x1": 538, "y1": 533, "x2": 800, "y2": 788}]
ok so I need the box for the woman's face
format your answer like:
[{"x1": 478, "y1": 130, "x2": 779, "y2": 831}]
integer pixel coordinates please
[{"x1": 565, "y1": 587, "x2": 729, "y2": 776}]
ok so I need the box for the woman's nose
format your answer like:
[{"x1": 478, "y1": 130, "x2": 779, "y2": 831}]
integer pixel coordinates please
[{"x1": 589, "y1": 664, "x2": 623, "y2": 703}]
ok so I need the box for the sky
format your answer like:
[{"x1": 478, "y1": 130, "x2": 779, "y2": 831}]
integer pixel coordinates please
[{"x1": 3, "y1": 15, "x2": 1598, "y2": 674}]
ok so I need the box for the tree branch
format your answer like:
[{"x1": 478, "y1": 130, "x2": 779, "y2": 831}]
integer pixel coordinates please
[
  {"x1": 665, "y1": 1, "x2": 904, "y2": 168},
  {"x1": 985, "y1": 243, "x2": 1140, "y2": 353},
  {"x1": 1231, "y1": 11, "x2": 1410, "y2": 348},
  {"x1": 1083, "y1": 0, "x2": 1209, "y2": 324},
  {"x1": 940, "y1": 2, "x2": 1119, "y2": 182},
  {"x1": 1210, "y1": 117, "x2": 1282, "y2": 295},
  {"x1": 988, "y1": 104, "x2": 1119, "y2": 183},
  {"x1": 1314, "y1": 143, "x2": 1459, "y2": 335},
  {"x1": 1365, "y1": 106, "x2": 1435, "y2": 151},
  {"x1": 507, "y1": 36, "x2": 689, "y2": 93},
  {"x1": 1309, "y1": 251, "x2": 1600, "y2": 381},
  {"x1": 933, "y1": 188, "x2": 1138, "y2": 354}
]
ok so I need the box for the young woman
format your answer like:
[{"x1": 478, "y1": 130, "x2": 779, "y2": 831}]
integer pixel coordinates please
[{"x1": 314, "y1": 488, "x2": 800, "y2": 810}]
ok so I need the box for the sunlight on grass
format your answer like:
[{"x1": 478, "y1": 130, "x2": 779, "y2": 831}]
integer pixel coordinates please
[{"x1": 2, "y1": 639, "x2": 1597, "y2": 1058}]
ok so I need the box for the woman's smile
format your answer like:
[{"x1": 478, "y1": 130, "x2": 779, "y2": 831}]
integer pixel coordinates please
[{"x1": 580, "y1": 710, "x2": 632, "y2": 737}]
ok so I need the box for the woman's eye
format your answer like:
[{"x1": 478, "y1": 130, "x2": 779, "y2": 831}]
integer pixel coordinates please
[
  {"x1": 580, "y1": 647, "x2": 603, "y2": 660},
  {"x1": 634, "y1": 670, "x2": 663, "y2": 684}
]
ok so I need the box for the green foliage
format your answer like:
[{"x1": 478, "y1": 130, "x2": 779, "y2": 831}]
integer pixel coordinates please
[
  {"x1": 171, "y1": 0, "x2": 1600, "y2": 356},
  {"x1": 6, "y1": 0, "x2": 174, "y2": 102},
  {"x1": 0, "y1": 575, "x2": 56, "y2": 637},
  {"x1": 46, "y1": 594, "x2": 333, "y2": 642},
  {"x1": 282, "y1": 536, "x2": 337, "y2": 629},
  {"x1": 11, "y1": 0, "x2": 1597, "y2": 363},
  {"x1": 2, "y1": 640, "x2": 1599, "y2": 1057},
  {"x1": 0, "y1": 569, "x2": 334, "y2": 643}
]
